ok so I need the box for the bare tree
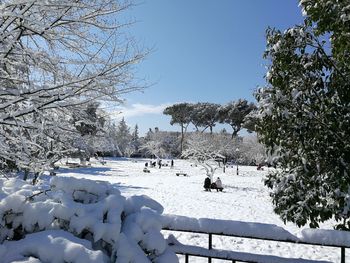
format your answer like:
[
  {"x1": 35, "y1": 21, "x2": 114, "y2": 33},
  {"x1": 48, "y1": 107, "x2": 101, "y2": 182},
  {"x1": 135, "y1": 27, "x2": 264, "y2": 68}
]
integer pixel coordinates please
[
  {"x1": 239, "y1": 135, "x2": 266, "y2": 165},
  {"x1": 140, "y1": 130, "x2": 178, "y2": 158},
  {"x1": 182, "y1": 133, "x2": 232, "y2": 181},
  {"x1": 0, "y1": 0, "x2": 146, "y2": 172},
  {"x1": 140, "y1": 140, "x2": 166, "y2": 159}
]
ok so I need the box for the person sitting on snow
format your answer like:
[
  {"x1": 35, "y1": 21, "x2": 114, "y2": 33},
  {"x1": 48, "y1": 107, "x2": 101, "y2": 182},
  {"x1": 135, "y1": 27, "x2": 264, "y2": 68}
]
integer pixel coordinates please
[
  {"x1": 257, "y1": 163, "x2": 264, "y2": 170},
  {"x1": 204, "y1": 177, "x2": 211, "y2": 191},
  {"x1": 215, "y1": 177, "x2": 223, "y2": 192}
]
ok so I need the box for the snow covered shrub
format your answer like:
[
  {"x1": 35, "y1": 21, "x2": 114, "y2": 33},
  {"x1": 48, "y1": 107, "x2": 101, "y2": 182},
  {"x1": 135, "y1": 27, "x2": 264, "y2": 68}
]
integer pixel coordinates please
[
  {"x1": 256, "y1": 0, "x2": 350, "y2": 229},
  {"x1": 0, "y1": 177, "x2": 178, "y2": 262}
]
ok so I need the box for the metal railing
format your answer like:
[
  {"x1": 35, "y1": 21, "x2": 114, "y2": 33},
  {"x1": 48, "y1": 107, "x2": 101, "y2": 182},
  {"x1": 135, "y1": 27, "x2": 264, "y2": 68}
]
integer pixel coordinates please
[{"x1": 162, "y1": 226, "x2": 348, "y2": 263}]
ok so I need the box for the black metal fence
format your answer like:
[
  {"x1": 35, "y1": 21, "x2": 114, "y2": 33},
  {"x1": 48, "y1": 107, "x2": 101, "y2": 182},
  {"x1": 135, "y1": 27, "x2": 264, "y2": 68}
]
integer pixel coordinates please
[{"x1": 163, "y1": 226, "x2": 347, "y2": 263}]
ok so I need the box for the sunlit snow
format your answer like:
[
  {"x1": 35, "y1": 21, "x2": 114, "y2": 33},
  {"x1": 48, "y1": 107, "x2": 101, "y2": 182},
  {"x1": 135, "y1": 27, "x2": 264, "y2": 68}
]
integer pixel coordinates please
[{"x1": 55, "y1": 158, "x2": 340, "y2": 262}]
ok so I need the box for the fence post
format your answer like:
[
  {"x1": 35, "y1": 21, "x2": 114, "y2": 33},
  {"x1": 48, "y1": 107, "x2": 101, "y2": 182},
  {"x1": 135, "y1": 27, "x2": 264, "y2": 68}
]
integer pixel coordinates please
[
  {"x1": 341, "y1": 247, "x2": 345, "y2": 263},
  {"x1": 185, "y1": 254, "x2": 189, "y2": 263},
  {"x1": 208, "y1": 233, "x2": 212, "y2": 263}
]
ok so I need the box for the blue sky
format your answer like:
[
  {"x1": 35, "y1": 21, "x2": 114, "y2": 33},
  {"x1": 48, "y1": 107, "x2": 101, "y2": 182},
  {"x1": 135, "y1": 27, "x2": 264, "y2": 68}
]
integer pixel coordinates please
[{"x1": 114, "y1": 0, "x2": 304, "y2": 135}]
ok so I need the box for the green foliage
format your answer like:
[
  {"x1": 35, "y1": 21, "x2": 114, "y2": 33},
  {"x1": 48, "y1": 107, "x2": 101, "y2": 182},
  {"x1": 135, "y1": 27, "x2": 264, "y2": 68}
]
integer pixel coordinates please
[
  {"x1": 218, "y1": 100, "x2": 256, "y2": 138},
  {"x1": 300, "y1": 0, "x2": 350, "y2": 60},
  {"x1": 163, "y1": 103, "x2": 193, "y2": 128},
  {"x1": 163, "y1": 101, "x2": 256, "y2": 150},
  {"x1": 190, "y1": 103, "x2": 220, "y2": 133},
  {"x1": 163, "y1": 103, "x2": 193, "y2": 152},
  {"x1": 256, "y1": 0, "x2": 350, "y2": 229},
  {"x1": 242, "y1": 111, "x2": 258, "y2": 133}
]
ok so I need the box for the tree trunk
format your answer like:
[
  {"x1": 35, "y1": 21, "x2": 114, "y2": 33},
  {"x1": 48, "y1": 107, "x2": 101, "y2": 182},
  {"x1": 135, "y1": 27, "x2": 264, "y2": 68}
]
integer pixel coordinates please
[
  {"x1": 231, "y1": 127, "x2": 239, "y2": 139},
  {"x1": 180, "y1": 125, "x2": 184, "y2": 154},
  {"x1": 231, "y1": 124, "x2": 241, "y2": 139}
]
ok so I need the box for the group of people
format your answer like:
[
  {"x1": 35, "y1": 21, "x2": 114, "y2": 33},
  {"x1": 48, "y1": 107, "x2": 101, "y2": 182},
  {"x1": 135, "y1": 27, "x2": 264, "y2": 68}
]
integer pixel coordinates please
[
  {"x1": 145, "y1": 159, "x2": 174, "y2": 169},
  {"x1": 204, "y1": 177, "x2": 223, "y2": 192},
  {"x1": 257, "y1": 163, "x2": 264, "y2": 170},
  {"x1": 157, "y1": 159, "x2": 174, "y2": 168}
]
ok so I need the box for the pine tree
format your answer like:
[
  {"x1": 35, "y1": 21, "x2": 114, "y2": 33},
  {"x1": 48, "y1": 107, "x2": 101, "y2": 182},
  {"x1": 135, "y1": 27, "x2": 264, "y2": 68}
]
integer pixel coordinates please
[
  {"x1": 190, "y1": 103, "x2": 220, "y2": 133},
  {"x1": 163, "y1": 103, "x2": 192, "y2": 153},
  {"x1": 116, "y1": 118, "x2": 131, "y2": 156},
  {"x1": 130, "y1": 124, "x2": 140, "y2": 154},
  {"x1": 217, "y1": 100, "x2": 256, "y2": 138}
]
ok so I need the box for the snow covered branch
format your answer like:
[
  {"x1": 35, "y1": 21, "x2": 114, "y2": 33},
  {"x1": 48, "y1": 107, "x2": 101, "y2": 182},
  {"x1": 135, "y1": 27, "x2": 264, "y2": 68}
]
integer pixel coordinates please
[{"x1": 0, "y1": 0, "x2": 147, "y2": 172}]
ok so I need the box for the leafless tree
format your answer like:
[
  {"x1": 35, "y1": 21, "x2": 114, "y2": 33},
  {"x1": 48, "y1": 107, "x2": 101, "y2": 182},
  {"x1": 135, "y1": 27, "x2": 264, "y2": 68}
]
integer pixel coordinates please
[
  {"x1": 182, "y1": 132, "x2": 232, "y2": 181},
  {"x1": 0, "y1": 0, "x2": 146, "y2": 172}
]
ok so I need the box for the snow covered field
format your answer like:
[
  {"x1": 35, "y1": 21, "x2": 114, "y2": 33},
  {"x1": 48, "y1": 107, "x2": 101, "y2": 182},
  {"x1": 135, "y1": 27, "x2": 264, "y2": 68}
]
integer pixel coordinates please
[{"x1": 57, "y1": 158, "x2": 340, "y2": 262}]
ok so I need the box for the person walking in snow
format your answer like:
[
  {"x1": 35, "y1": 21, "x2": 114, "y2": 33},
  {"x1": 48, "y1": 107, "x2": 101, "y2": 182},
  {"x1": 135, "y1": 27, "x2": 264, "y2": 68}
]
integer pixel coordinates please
[
  {"x1": 215, "y1": 177, "x2": 223, "y2": 192},
  {"x1": 204, "y1": 177, "x2": 211, "y2": 191},
  {"x1": 170, "y1": 159, "x2": 174, "y2": 168}
]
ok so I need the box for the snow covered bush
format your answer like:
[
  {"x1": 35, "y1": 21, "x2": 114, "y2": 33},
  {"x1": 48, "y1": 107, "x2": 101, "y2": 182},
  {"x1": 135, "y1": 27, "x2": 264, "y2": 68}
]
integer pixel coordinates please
[
  {"x1": 0, "y1": 177, "x2": 178, "y2": 262},
  {"x1": 256, "y1": 0, "x2": 350, "y2": 229}
]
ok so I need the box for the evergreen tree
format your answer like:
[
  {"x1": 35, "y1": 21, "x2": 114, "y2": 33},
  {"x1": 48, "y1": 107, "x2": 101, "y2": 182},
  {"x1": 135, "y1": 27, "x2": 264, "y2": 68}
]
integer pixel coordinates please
[
  {"x1": 116, "y1": 118, "x2": 131, "y2": 156},
  {"x1": 163, "y1": 103, "x2": 192, "y2": 153},
  {"x1": 144, "y1": 128, "x2": 154, "y2": 142},
  {"x1": 256, "y1": 0, "x2": 350, "y2": 229},
  {"x1": 190, "y1": 103, "x2": 220, "y2": 133},
  {"x1": 130, "y1": 124, "x2": 141, "y2": 154},
  {"x1": 217, "y1": 100, "x2": 256, "y2": 138}
]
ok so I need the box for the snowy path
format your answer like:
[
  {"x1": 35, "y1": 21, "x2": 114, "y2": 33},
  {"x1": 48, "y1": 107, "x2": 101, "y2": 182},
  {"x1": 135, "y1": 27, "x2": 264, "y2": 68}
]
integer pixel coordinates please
[{"x1": 57, "y1": 158, "x2": 340, "y2": 262}]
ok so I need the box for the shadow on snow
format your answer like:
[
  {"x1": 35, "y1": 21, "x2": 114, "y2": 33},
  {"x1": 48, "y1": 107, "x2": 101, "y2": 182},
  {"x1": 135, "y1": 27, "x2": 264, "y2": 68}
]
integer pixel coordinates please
[{"x1": 57, "y1": 166, "x2": 117, "y2": 176}]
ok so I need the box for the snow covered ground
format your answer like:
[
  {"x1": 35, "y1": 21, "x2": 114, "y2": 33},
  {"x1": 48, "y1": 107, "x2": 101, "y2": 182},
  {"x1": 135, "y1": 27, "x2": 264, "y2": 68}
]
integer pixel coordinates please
[{"x1": 57, "y1": 158, "x2": 340, "y2": 262}]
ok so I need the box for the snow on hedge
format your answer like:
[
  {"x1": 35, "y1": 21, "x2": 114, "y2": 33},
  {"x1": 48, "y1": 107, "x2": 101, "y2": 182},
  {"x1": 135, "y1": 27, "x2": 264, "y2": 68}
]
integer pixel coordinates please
[
  {"x1": 1, "y1": 230, "x2": 107, "y2": 263},
  {"x1": 0, "y1": 177, "x2": 178, "y2": 263}
]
